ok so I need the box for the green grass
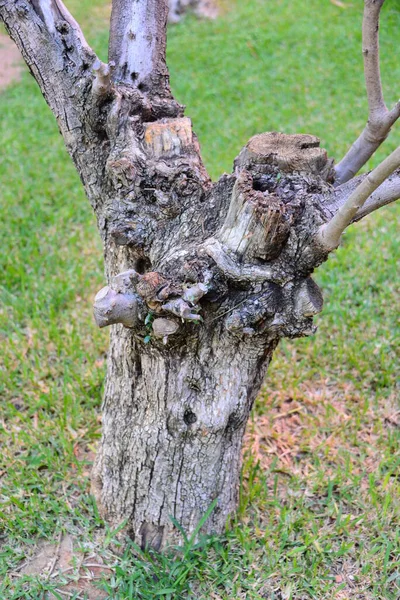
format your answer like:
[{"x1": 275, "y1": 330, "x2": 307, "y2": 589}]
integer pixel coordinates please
[{"x1": 0, "y1": 0, "x2": 399, "y2": 598}]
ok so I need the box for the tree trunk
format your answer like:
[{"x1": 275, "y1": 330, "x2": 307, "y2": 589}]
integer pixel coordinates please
[
  {"x1": 87, "y1": 119, "x2": 331, "y2": 549},
  {"x1": 92, "y1": 327, "x2": 277, "y2": 550},
  {"x1": 5, "y1": 0, "x2": 391, "y2": 553}
]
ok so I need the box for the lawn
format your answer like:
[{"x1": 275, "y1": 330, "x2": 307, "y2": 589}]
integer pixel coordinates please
[{"x1": 0, "y1": 0, "x2": 399, "y2": 598}]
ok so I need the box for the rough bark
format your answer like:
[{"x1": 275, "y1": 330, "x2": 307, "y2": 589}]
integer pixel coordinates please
[
  {"x1": 88, "y1": 129, "x2": 333, "y2": 548},
  {"x1": 92, "y1": 329, "x2": 278, "y2": 549},
  {"x1": 1, "y1": 0, "x2": 399, "y2": 551}
]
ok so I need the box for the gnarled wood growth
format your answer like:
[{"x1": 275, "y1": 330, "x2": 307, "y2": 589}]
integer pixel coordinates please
[{"x1": 1, "y1": 0, "x2": 400, "y2": 550}]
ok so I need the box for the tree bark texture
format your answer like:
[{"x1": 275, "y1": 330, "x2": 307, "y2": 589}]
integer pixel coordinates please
[
  {"x1": 92, "y1": 329, "x2": 278, "y2": 549},
  {"x1": 87, "y1": 124, "x2": 332, "y2": 549},
  {"x1": 2, "y1": 0, "x2": 396, "y2": 551}
]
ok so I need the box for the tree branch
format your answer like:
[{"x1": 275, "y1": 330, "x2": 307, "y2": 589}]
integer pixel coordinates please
[
  {"x1": 30, "y1": 0, "x2": 91, "y2": 50},
  {"x1": 322, "y1": 170, "x2": 400, "y2": 223},
  {"x1": 0, "y1": 0, "x2": 97, "y2": 140},
  {"x1": 318, "y1": 146, "x2": 400, "y2": 250},
  {"x1": 109, "y1": 0, "x2": 170, "y2": 94},
  {"x1": 334, "y1": 0, "x2": 400, "y2": 186},
  {"x1": 353, "y1": 172, "x2": 400, "y2": 221}
]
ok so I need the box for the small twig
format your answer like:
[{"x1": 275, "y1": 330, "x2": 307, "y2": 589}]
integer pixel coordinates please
[
  {"x1": 50, "y1": 566, "x2": 75, "y2": 578},
  {"x1": 319, "y1": 145, "x2": 400, "y2": 249},
  {"x1": 47, "y1": 530, "x2": 63, "y2": 580},
  {"x1": 92, "y1": 59, "x2": 113, "y2": 98},
  {"x1": 272, "y1": 408, "x2": 302, "y2": 420},
  {"x1": 208, "y1": 298, "x2": 248, "y2": 323},
  {"x1": 82, "y1": 563, "x2": 115, "y2": 570},
  {"x1": 12, "y1": 560, "x2": 27, "y2": 573}
]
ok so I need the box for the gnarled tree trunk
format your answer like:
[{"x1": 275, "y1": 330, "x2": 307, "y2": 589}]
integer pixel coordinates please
[
  {"x1": 89, "y1": 125, "x2": 332, "y2": 549},
  {"x1": 2, "y1": 0, "x2": 399, "y2": 551}
]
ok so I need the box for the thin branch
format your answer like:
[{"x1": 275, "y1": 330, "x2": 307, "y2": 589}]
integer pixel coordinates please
[
  {"x1": 320, "y1": 168, "x2": 400, "y2": 221},
  {"x1": 352, "y1": 172, "x2": 400, "y2": 221},
  {"x1": 109, "y1": 0, "x2": 170, "y2": 93},
  {"x1": 363, "y1": 0, "x2": 386, "y2": 114},
  {"x1": 334, "y1": 0, "x2": 400, "y2": 186},
  {"x1": 318, "y1": 146, "x2": 400, "y2": 249}
]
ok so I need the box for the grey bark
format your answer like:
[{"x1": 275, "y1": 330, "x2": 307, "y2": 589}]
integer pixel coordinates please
[
  {"x1": 1, "y1": 0, "x2": 399, "y2": 551},
  {"x1": 92, "y1": 328, "x2": 278, "y2": 548},
  {"x1": 319, "y1": 146, "x2": 400, "y2": 250}
]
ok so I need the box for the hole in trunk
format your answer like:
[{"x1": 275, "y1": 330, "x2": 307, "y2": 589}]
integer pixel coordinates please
[
  {"x1": 183, "y1": 410, "x2": 197, "y2": 426},
  {"x1": 139, "y1": 522, "x2": 164, "y2": 551},
  {"x1": 135, "y1": 257, "x2": 151, "y2": 274},
  {"x1": 252, "y1": 175, "x2": 277, "y2": 193},
  {"x1": 225, "y1": 411, "x2": 244, "y2": 432}
]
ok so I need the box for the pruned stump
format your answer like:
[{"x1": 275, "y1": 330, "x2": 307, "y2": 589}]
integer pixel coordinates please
[
  {"x1": 218, "y1": 132, "x2": 333, "y2": 265},
  {"x1": 235, "y1": 131, "x2": 334, "y2": 181},
  {"x1": 219, "y1": 170, "x2": 290, "y2": 261}
]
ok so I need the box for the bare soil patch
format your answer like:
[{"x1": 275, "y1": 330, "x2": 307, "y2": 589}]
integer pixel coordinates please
[
  {"x1": 0, "y1": 33, "x2": 23, "y2": 90},
  {"x1": 18, "y1": 534, "x2": 110, "y2": 599}
]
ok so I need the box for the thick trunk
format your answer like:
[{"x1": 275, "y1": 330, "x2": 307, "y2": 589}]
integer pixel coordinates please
[
  {"x1": 92, "y1": 326, "x2": 276, "y2": 549},
  {"x1": 87, "y1": 119, "x2": 331, "y2": 549}
]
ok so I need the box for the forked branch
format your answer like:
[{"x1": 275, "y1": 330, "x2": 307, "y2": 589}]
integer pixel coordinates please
[
  {"x1": 322, "y1": 170, "x2": 400, "y2": 222},
  {"x1": 319, "y1": 145, "x2": 400, "y2": 250},
  {"x1": 353, "y1": 171, "x2": 400, "y2": 220},
  {"x1": 30, "y1": 0, "x2": 91, "y2": 50},
  {"x1": 335, "y1": 0, "x2": 400, "y2": 185}
]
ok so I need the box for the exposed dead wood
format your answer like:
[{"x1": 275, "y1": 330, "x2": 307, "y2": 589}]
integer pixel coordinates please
[{"x1": 235, "y1": 132, "x2": 334, "y2": 180}]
